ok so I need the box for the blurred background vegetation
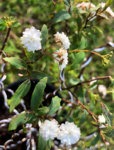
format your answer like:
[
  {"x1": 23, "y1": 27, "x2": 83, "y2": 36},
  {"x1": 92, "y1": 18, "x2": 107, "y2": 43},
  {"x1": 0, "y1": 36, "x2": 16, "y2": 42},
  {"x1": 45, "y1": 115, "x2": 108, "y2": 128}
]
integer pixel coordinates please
[
  {"x1": 0, "y1": 0, "x2": 114, "y2": 149},
  {"x1": 0, "y1": 0, "x2": 113, "y2": 80}
]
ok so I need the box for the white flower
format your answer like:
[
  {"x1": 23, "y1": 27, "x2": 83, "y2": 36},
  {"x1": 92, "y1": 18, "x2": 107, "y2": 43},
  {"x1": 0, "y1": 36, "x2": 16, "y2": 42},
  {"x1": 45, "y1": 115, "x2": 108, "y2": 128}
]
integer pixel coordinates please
[
  {"x1": 39, "y1": 119, "x2": 59, "y2": 141},
  {"x1": 98, "y1": 85, "x2": 107, "y2": 97},
  {"x1": 54, "y1": 32, "x2": 70, "y2": 49},
  {"x1": 77, "y1": 2, "x2": 95, "y2": 11},
  {"x1": 53, "y1": 48, "x2": 68, "y2": 71},
  {"x1": 21, "y1": 26, "x2": 42, "y2": 52},
  {"x1": 100, "y1": 3, "x2": 114, "y2": 18},
  {"x1": 98, "y1": 114, "x2": 106, "y2": 124},
  {"x1": 57, "y1": 122, "x2": 80, "y2": 146}
]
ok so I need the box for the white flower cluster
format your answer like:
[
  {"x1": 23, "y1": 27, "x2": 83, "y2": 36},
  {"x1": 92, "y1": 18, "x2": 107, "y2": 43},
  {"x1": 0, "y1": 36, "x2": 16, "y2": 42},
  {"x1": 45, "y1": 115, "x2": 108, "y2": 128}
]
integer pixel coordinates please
[
  {"x1": 77, "y1": 2, "x2": 114, "y2": 18},
  {"x1": 20, "y1": 27, "x2": 70, "y2": 70},
  {"x1": 98, "y1": 84, "x2": 107, "y2": 98},
  {"x1": 20, "y1": 28, "x2": 70, "y2": 71},
  {"x1": 39, "y1": 119, "x2": 59, "y2": 141},
  {"x1": 53, "y1": 48, "x2": 68, "y2": 71},
  {"x1": 99, "y1": 3, "x2": 114, "y2": 18},
  {"x1": 54, "y1": 32, "x2": 70, "y2": 50},
  {"x1": 58, "y1": 121, "x2": 81, "y2": 146},
  {"x1": 98, "y1": 114, "x2": 106, "y2": 124},
  {"x1": 77, "y1": 2, "x2": 95, "y2": 11},
  {"x1": 21, "y1": 26, "x2": 42, "y2": 52},
  {"x1": 39, "y1": 119, "x2": 80, "y2": 146},
  {"x1": 53, "y1": 32, "x2": 70, "y2": 71}
]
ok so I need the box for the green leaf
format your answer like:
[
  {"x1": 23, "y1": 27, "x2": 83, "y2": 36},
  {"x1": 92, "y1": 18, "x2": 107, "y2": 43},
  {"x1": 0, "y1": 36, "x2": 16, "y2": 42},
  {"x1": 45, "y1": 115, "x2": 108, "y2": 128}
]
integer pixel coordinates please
[
  {"x1": 8, "y1": 112, "x2": 35, "y2": 130},
  {"x1": 79, "y1": 112, "x2": 87, "y2": 125},
  {"x1": 93, "y1": 26, "x2": 103, "y2": 35},
  {"x1": 89, "y1": 92, "x2": 98, "y2": 104},
  {"x1": 52, "y1": 10, "x2": 71, "y2": 23},
  {"x1": 4, "y1": 40, "x2": 21, "y2": 53},
  {"x1": 4, "y1": 57, "x2": 27, "y2": 69},
  {"x1": 90, "y1": 133, "x2": 100, "y2": 146},
  {"x1": 70, "y1": 51, "x2": 85, "y2": 69},
  {"x1": 11, "y1": 20, "x2": 20, "y2": 28},
  {"x1": 63, "y1": 0, "x2": 72, "y2": 14},
  {"x1": 30, "y1": 71, "x2": 52, "y2": 81},
  {"x1": 77, "y1": 36, "x2": 87, "y2": 49},
  {"x1": 36, "y1": 107, "x2": 49, "y2": 116},
  {"x1": 102, "y1": 0, "x2": 112, "y2": 11},
  {"x1": 105, "y1": 128, "x2": 114, "y2": 138},
  {"x1": 0, "y1": 19, "x2": 6, "y2": 31},
  {"x1": 24, "y1": 49, "x2": 36, "y2": 61},
  {"x1": 9, "y1": 112, "x2": 27, "y2": 130},
  {"x1": 0, "y1": 19, "x2": 5, "y2": 24},
  {"x1": 38, "y1": 133, "x2": 49, "y2": 150},
  {"x1": 76, "y1": 86, "x2": 85, "y2": 104},
  {"x1": 41, "y1": 24, "x2": 48, "y2": 49},
  {"x1": 102, "y1": 104, "x2": 112, "y2": 126},
  {"x1": 105, "y1": 0, "x2": 112, "y2": 7},
  {"x1": 9, "y1": 80, "x2": 31, "y2": 112},
  {"x1": 31, "y1": 77, "x2": 47, "y2": 111},
  {"x1": 48, "y1": 96, "x2": 61, "y2": 116},
  {"x1": 64, "y1": 0, "x2": 70, "y2": 7}
]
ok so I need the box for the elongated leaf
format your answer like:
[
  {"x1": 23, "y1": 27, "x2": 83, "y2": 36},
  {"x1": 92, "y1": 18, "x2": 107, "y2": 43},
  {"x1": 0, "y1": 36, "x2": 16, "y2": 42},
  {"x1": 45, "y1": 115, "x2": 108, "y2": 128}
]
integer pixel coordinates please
[
  {"x1": 0, "y1": 19, "x2": 6, "y2": 31},
  {"x1": 105, "y1": 128, "x2": 114, "y2": 138},
  {"x1": 63, "y1": 0, "x2": 72, "y2": 15},
  {"x1": 64, "y1": 0, "x2": 70, "y2": 7},
  {"x1": 4, "y1": 40, "x2": 21, "y2": 53},
  {"x1": 0, "y1": 19, "x2": 5, "y2": 24},
  {"x1": 30, "y1": 71, "x2": 52, "y2": 81},
  {"x1": 105, "y1": 0, "x2": 112, "y2": 7},
  {"x1": 52, "y1": 10, "x2": 71, "y2": 23},
  {"x1": 102, "y1": 0, "x2": 112, "y2": 11},
  {"x1": 4, "y1": 57, "x2": 27, "y2": 69},
  {"x1": 70, "y1": 51, "x2": 85, "y2": 69},
  {"x1": 77, "y1": 86, "x2": 85, "y2": 104},
  {"x1": 9, "y1": 80, "x2": 31, "y2": 112},
  {"x1": 38, "y1": 133, "x2": 48, "y2": 150},
  {"x1": 90, "y1": 133, "x2": 100, "y2": 146},
  {"x1": 102, "y1": 104, "x2": 112, "y2": 126},
  {"x1": 36, "y1": 107, "x2": 49, "y2": 116},
  {"x1": 31, "y1": 77, "x2": 47, "y2": 110},
  {"x1": 77, "y1": 36, "x2": 87, "y2": 49},
  {"x1": 48, "y1": 96, "x2": 61, "y2": 116},
  {"x1": 41, "y1": 24, "x2": 48, "y2": 49},
  {"x1": 8, "y1": 112, "x2": 35, "y2": 130},
  {"x1": 9, "y1": 112, "x2": 27, "y2": 130}
]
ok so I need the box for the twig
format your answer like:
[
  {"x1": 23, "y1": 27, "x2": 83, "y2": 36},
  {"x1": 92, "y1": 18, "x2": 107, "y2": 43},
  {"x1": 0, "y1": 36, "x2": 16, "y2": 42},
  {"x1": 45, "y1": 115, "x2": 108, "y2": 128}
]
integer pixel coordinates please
[
  {"x1": 77, "y1": 100, "x2": 98, "y2": 122},
  {"x1": 99, "y1": 128, "x2": 106, "y2": 143},
  {"x1": 69, "y1": 49, "x2": 104, "y2": 58},
  {"x1": 62, "y1": 76, "x2": 111, "y2": 91},
  {"x1": 37, "y1": 42, "x2": 56, "y2": 61},
  {"x1": 62, "y1": 97, "x2": 107, "y2": 143},
  {"x1": 45, "y1": 75, "x2": 111, "y2": 101},
  {"x1": 0, "y1": 27, "x2": 11, "y2": 53},
  {"x1": 62, "y1": 98, "x2": 76, "y2": 106},
  {"x1": 78, "y1": 42, "x2": 114, "y2": 78},
  {"x1": 62, "y1": 98, "x2": 98, "y2": 123},
  {"x1": 63, "y1": 98, "x2": 106, "y2": 142},
  {"x1": 82, "y1": 8, "x2": 102, "y2": 30},
  {"x1": 83, "y1": 12, "x2": 92, "y2": 29}
]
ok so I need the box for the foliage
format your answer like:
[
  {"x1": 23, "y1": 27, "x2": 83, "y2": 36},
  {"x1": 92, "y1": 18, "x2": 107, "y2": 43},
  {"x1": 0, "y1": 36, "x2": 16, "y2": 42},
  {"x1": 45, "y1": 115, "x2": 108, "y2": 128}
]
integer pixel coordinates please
[{"x1": 0, "y1": 0, "x2": 114, "y2": 150}]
